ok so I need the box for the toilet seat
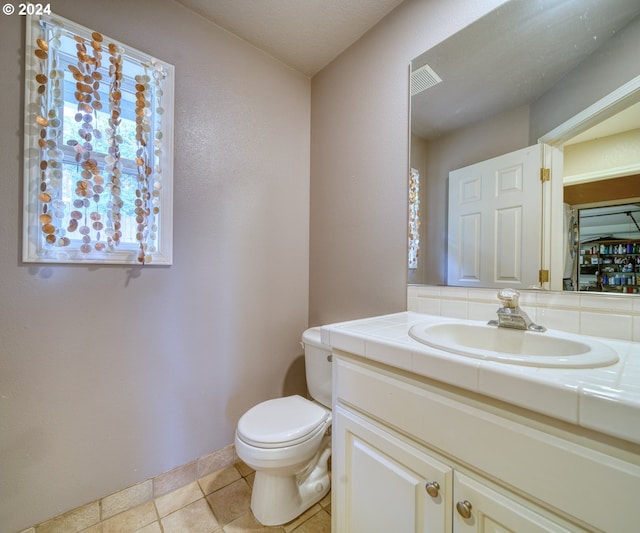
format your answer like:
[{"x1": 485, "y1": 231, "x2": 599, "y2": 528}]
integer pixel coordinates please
[{"x1": 237, "y1": 395, "x2": 330, "y2": 449}]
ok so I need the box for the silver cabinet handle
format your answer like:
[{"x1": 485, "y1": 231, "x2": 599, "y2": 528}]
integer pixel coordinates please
[
  {"x1": 425, "y1": 481, "x2": 440, "y2": 497},
  {"x1": 456, "y1": 500, "x2": 472, "y2": 519}
]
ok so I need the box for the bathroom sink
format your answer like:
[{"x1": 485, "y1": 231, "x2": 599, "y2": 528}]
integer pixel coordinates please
[{"x1": 408, "y1": 322, "x2": 619, "y2": 368}]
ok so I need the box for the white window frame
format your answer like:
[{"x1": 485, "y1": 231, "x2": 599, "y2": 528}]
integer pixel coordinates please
[{"x1": 23, "y1": 12, "x2": 174, "y2": 265}]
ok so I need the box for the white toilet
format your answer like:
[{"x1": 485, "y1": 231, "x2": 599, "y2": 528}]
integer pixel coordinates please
[{"x1": 234, "y1": 327, "x2": 333, "y2": 526}]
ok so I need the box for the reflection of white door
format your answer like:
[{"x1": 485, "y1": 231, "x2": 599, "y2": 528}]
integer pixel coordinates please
[{"x1": 448, "y1": 145, "x2": 542, "y2": 288}]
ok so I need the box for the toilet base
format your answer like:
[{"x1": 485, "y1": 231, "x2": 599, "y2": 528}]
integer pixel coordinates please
[{"x1": 250, "y1": 440, "x2": 331, "y2": 526}]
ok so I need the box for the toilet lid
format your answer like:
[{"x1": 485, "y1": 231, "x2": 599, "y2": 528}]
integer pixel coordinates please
[{"x1": 237, "y1": 395, "x2": 330, "y2": 448}]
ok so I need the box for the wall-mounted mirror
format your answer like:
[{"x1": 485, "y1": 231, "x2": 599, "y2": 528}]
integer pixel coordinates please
[{"x1": 409, "y1": 0, "x2": 640, "y2": 293}]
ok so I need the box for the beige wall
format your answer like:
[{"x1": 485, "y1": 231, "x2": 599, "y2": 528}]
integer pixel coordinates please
[
  {"x1": 0, "y1": 1, "x2": 310, "y2": 530},
  {"x1": 309, "y1": 0, "x2": 508, "y2": 325}
]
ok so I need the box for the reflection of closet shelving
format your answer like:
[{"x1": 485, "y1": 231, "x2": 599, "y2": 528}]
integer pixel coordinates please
[{"x1": 579, "y1": 239, "x2": 640, "y2": 293}]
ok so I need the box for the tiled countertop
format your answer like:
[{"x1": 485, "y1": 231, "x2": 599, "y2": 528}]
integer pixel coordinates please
[{"x1": 321, "y1": 311, "x2": 640, "y2": 445}]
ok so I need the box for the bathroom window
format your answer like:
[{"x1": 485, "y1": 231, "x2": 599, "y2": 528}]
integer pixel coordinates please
[{"x1": 23, "y1": 12, "x2": 174, "y2": 264}]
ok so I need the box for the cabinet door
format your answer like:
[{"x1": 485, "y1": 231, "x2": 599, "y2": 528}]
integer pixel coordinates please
[
  {"x1": 453, "y1": 472, "x2": 575, "y2": 533},
  {"x1": 333, "y1": 406, "x2": 453, "y2": 533}
]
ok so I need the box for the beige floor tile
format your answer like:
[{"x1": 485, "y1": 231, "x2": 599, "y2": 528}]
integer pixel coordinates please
[
  {"x1": 234, "y1": 460, "x2": 254, "y2": 478},
  {"x1": 25, "y1": 455, "x2": 331, "y2": 533},
  {"x1": 78, "y1": 522, "x2": 102, "y2": 533},
  {"x1": 153, "y1": 461, "x2": 197, "y2": 497},
  {"x1": 36, "y1": 501, "x2": 100, "y2": 533},
  {"x1": 78, "y1": 524, "x2": 101, "y2": 533},
  {"x1": 283, "y1": 504, "x2": 321, "y2": 533},
  {"x1": 101, "y1": 480, "x2": 153, "y2": 520},
  {"x1": 289, "y1": 510, "x2": 330, "y2": 533},
  {"x1": 206, "y1": 478, "x2": 252, "y2": 525},
  {"x1": 197, "y1": 444, "x2": 236, "y2": 478},
  {"x1": 318, "y1": 493, "x2": 330, "y2": 510},
  {"x1": 134, "y1": 522, "x2": 162, "y2": 533},
  {"x1": 222, "y1": 511, "x2": 285, "y2": 532},
  {"x1": 99, "y1": 501, "x2": 157, "y2": 533},
  {"x1": 199, "y1": 464, "x2": 242, "y2": 495},
  {"x1": 155, "y1": 481, "x2": 203, "y2": 518},
  {"x1": 161, "y1": 498, "x2": 220, "y2": 533}
]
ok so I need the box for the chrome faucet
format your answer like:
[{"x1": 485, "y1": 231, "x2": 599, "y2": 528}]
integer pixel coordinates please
[{"x1": 488, "y1": 289, "x2": 546, "y2": 332}]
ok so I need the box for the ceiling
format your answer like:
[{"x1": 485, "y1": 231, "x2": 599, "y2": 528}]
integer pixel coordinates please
[{"x1": 173, "y1": 0, "x2": 406, "y2": 77}]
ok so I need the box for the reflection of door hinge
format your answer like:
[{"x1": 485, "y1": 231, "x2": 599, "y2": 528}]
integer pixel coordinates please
[
  {"x1": 540, "y1": 168, "x2": 550, "y2": 182},
  {"x1": 539, "y1": 269, "x2": 550, "y2": 283}
]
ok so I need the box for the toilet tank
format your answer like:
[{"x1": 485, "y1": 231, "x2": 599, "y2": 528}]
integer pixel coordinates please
[{"x1": 301, "y1": 327, "x2": 332, "y2": 408}]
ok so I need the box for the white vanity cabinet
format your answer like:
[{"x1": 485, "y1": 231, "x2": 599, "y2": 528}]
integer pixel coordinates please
[
  {"x1": 334, "y1": 405, "x2": 453, "y2": 532},
  {"x1": 451, "y1": 471, "x2": 573, "y2": 532},
  {"x1": 334, "y1": 406, "x2": 572, "y2": 532},
  {"x1": 332, "y1": 353, "x2": 640, "y2": 532}
]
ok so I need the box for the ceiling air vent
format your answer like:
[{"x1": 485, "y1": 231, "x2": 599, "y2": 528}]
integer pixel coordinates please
[{"x1": 411, "y1": 64, "x2": 442, "y2": 96}]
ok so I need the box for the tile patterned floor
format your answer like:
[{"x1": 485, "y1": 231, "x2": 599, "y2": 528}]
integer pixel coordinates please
[{"x1": 32, "y1": 461, "x2": 331, "y2": 533}]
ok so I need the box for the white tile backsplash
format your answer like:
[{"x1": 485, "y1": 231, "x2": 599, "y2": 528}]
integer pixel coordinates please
[
  {"x1": 416, "y1": 296, "x2": 441, "y2": 315},
  {"x1": 440, "y1": 298, "x2": 468, "y2": 318},
  {"x1": 580, "y1": 312, "x2": 633, "y2": 341},
  {"x1": 408, "y1": 285, "x2": 639, "y2": 342},
  {"x1": 536, "y1": 306, "x2": 580, "y2": 334},
  {"x1": 579, "y1": 294, "x2": 634, "y2": 313},
  {"x1": 467, "y1": 301, "x2": 497, "y2": 321}
]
